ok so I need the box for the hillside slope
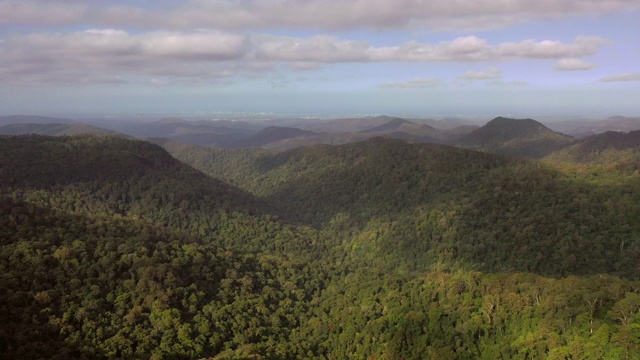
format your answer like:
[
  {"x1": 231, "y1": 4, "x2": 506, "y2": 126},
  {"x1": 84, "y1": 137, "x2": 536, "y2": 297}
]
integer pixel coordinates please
[
  {"x1": 459, "y1": 116, "x2": 574, "y2": 158},
  {"x1": 546, "y1": 130, "x2": 640, "y2": 166},
  {"x1": 0, "y1": 135, "x2": 327, "y2": 359},
  {"x1": 161, "y1": 137, "x2": 640, "y2": 277},
  {"x1": 3, "y1": 134, "x2": 640, "y2": 359},
  {"x1": 232, "y1": 126, "x2": 317, "y2": 148}
]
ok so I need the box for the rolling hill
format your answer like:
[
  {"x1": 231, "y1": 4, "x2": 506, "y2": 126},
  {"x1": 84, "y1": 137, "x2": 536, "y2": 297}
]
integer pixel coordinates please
[
  {"x1": 3, "y1": 134, "x2": 640, "y2": 359},
  {"x1": 458, "y1": 116, "x2": 575, "y2": 158},
  {"x1": 546, "y1": 129, "x2": 640, "y2": 167},
  {"x1": 232, "y1": 126, "x2": 317, "y2": 148},
  {"x1": 0, "y1": 135, "x2": 330, "y2": 359},
  {"x1": 161, "y1": 136, "x2": 640, "y2": 277},
  {"x1": 0, "y1": 123, "x2": 125, "y2": 137},
  {"x1": 123, "y1": 118, "x2": 264, "y2": 147}
]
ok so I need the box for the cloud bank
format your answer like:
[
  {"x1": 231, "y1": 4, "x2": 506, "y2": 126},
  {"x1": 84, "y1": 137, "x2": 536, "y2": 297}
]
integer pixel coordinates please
[
  {"x1": 2, "y1": 0, "x2": 638, "y2": 31},
  {"x1": 0, "y1": 29, "x2": 610, "y2": 85}
]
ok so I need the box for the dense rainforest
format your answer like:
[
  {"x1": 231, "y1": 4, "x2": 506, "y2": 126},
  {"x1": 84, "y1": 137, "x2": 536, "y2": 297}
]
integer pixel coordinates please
[{"x1": 2, "y1": 134, "x2": 640, "y2": 359}]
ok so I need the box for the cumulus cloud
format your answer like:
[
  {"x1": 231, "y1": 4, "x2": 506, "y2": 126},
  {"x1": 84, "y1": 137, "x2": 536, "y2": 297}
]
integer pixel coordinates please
[
  {"x1": 379, "y1": 77, "x2": 444, "y2": 88},
  {"x1": 255, "y1": 35, "x2": 372, "y2": 62},
  {"x1": 0, "y1": 29, "x2": 252, "y2": 86},
  {"x1": 599, "y1": 73, "x2": 640, "y2": 82},
  {"x1": 0, "y1": 29, "x2": 611, "y2": 86},
  {"x1": 255, "y1": 35, "x2": 609, "y2": 63},
  {"x1": 554, "y1": 58, "x2": 596, "y2": 71},
  {"x1": 461, "y1": 66, "x2": 502, "y2": 80},
  {"x1": 1, "y1": 0, "x2": 638, "y2": 31}
]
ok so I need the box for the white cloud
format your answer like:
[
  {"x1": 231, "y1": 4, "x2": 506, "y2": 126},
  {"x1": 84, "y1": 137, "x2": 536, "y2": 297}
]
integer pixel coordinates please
[
  {"x1": 255, "y1": 35, "x2": 609, "y2": 63},
  {"x1": 554, "y1": 58, "x2": 596, "y2": 71},
  {"x1": 255, "y1": 35, "x2": 372, "y2": 62},
  {"x1": 1, "y1": 0, "x2": 638, "y2": 31},
  {"x1": 0, "y1": 0, "x2": 86, "y2": 26},
  {"x1": 379, "y1": 77, "x2": 444, "y2": 88},
  {"x1": 142, "y1": 31, "x2": 248, "y2": 59},
  {"x1": 0, "y1": 29, "x2": 611, "y2": 86},
  {"x1": 599, "y1": 73, "x2": 640, "y2": 82},
  {"x1": 0, "y1": 29, "x2": 252, "y2": 86},
  {"x1": 462, "y1": 66, "x2": 502, "y2": 80}
]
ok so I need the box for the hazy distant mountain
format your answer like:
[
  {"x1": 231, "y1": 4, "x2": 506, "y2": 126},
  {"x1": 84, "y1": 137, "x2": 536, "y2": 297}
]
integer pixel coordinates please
[
  {"x1": 239, "y1": 118, "x2": 461, "y2": 150},
  {"x1": 0, "y1": 123, "x2": 124, "y2": 137},
  {"x1": 458, "y1": 116, "x2": 574, "y2": 158},
  {"x1": 547, "y1": 130, "x2": 640, "y2": 164},
  {"x1": 359, "y1": 118, "x2": 417, "y2": 133},
  {"x1": 441, "y1": 125, "x2": 480, "y2": 139},
  {"x1": 127, "y1": 118, "x2": 264, "y2": 147},
  {"x1": 0, "y1": 115, "x2": 77, "y2": 126},
  {"x1": 359, "y1": 118, "x2": 449, "y2": 143},
  {"x1": 233, "y1": 126, "x2": 317, "y2": 148},
  {"x1": 144, "y1": 116, "x2": 479, "y2": 150},
  {"x1": 299, "y1": 115, "x2": 404, "y2": 133},
  {"x1": 258, "y1": 132, "x2": 368, "y2": 151},
  {"x1": 412, "y1": 117, "x2": 478, "y2": 129},
  {"x1": 547, "y1": 116, "x2": 640, "y2": 137}
]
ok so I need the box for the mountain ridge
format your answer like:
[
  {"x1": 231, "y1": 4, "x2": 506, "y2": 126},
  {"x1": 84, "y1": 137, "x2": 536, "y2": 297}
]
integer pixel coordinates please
[{"x1": 458, "y1": 116, "x2": 575, "y2": 158}]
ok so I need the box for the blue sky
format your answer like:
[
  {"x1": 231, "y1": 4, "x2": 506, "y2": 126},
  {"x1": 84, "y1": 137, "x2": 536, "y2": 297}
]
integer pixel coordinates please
[{"x1": 0, "y1": 0, "x2": 639, "y2": 117}]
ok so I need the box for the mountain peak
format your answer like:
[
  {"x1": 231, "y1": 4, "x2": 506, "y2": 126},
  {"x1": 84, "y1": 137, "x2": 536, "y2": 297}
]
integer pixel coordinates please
[
  {"x1": 360, "y1": 117, "x2": 416, "y2": 133},
  {"x1": 459, "y1": 116, "x2": 573, "y2": 158}
]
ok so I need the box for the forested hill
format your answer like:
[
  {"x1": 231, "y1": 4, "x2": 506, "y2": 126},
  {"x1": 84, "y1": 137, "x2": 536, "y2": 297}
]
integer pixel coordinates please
[
  {"x1": 458, "y1": 116, "x2": 574, "y2": 158},
  {"x1": 546, "y1": 129, "x2": 640, "y2": 165},
  {"x1": 161, "y1": 137, "x2": 640, "y2": 278},
  {"x1": 0, "y1": 135, "x2": 273, "y2": 217},
  {"x1": 4, "y1": 134, "x2": 640, "y2": 359},
  {"x1": 0, "y1": 135, "x2": 328, "y2": 359}
]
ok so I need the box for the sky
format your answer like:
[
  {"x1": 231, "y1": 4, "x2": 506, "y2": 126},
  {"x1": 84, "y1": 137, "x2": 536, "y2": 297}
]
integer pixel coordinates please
[{"x1": 0, "y1": 0, "x2": 639, "y2": 118}]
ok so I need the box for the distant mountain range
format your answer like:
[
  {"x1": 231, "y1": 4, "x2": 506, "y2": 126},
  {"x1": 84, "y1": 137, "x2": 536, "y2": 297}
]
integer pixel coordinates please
[
  {"x1": 546, "y1": 116, "x2": 640, "y2": 137},
  {"x1": 0, "y1": 115, "x2": 77, "y2": 126},
  {"x1": 546, "y1": 129, "x2": 640, "y2": 164},
  {"x1": 2, "y1": 114, "x2": 640, "y2": 160},
  {"x1": 0, "y1": 123, "x2": 125, "y2": 137}
]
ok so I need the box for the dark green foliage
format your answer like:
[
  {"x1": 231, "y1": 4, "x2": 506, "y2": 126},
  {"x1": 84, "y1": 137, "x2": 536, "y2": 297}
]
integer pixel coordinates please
[
  {"x1": 163, "y1": 137, "x2": 640, "y2": 278},
  {"x1": 3, "y1": 134, "x2": 640, "y2": 359},
  {"x1": 0, "y1": 197, "x2": 320, "y2": 359}
]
